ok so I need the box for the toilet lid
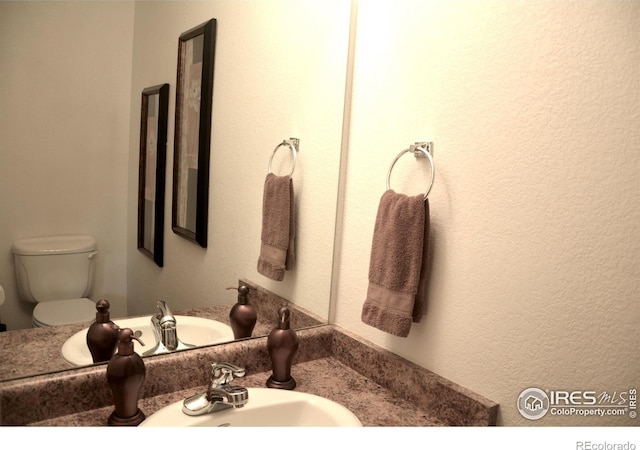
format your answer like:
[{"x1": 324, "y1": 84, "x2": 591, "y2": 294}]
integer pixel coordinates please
[{"x1": 33, "y1": 298, "x2": 96, "y2": 326}]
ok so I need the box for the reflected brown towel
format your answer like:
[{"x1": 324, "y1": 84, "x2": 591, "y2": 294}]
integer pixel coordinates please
[
  {"x1": 257, "y1": 173, "x2": 295, "y2": 281},
  {"x1": 361, "y1": 190, "x2": 430, "y2": 337}
]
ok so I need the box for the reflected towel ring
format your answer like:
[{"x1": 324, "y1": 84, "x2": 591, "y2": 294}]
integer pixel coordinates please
[
  {"x1": 268, "y1": 139, "x2": 299, "y2": 177},
  {"x1": 386, "y1": 143, "x2": 435, "y2": 201}
]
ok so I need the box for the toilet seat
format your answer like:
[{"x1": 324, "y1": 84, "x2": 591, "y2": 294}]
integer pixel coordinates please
[{"x1": 32, "y1": 298, "x2": 96, "y2": 327}]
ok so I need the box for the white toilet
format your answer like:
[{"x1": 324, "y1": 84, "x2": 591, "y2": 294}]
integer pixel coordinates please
[{"x1": 12, "y1": 235, "x2": 99, "y2": 327}]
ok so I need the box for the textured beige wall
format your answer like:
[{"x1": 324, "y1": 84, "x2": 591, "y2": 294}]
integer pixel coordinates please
[
  {"x1": 334, "y1": 0, "x2": 640, "y2": 426},
  {"x1": 0, "y1": 2, "x2": 134, "y2": 328}
]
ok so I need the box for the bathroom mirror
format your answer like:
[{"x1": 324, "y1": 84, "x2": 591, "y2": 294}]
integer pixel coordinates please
[{"x1": 0, "y1": 0, "x2": 352, "y2": 382}]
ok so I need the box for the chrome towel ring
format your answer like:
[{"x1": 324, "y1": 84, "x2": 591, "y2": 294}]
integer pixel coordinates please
[
  {"x1": 386, "y1": 142, "x2": 435, "y2": 201},
  {"x1": 268, "y1": 138, "x2": 299, "y2": 177}
]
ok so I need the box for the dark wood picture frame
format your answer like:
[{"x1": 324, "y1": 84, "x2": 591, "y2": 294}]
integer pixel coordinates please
[
  {"x1": 137, "y1": 83, "x2": 170, "y2": 267},
  {"x1": 172, "y1": 18, "x2": 217, "y2": 248}
]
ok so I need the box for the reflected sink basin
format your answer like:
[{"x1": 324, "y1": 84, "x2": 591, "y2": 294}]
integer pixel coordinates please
[
  {"x1": 139, "y1": 388, "x2": 362, "y2": 427},
  {"x1": 61, "y1": 315, "x2": 234, "y2": 366}
]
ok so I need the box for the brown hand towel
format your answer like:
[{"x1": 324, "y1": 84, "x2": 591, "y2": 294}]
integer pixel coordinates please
[
  {"x1": 361, "y1": 190, "x2": 430, "y2": 337},
  {"x1": 257, "y1": 173, "x2": 295, "y2": 281}
]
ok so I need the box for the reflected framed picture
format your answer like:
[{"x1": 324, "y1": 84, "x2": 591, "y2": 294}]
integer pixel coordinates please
[
  {"x1": 172, "y1": 18, "x2": 217, "y2": 248},
  {"x1": 137, "y1": 83, "x2": 169, "y2": 267}
]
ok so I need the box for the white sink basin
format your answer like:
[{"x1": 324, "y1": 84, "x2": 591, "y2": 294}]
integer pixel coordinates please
[
  {"x1": 61, "y1": 315, "x2": 234, "y2": 366},
  {"x1": 139, "y1": 388, "x2": 362, "y2": 427}
]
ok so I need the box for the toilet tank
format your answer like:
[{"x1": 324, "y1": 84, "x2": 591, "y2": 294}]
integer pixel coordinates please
[{"x1": 12, "y1": 235, "x2": 98, "y2": 304}]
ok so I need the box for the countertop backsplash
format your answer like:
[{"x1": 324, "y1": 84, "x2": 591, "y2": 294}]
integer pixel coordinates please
[{"x1": 0, "y1": 323, "x2": 497, "y2": 426}]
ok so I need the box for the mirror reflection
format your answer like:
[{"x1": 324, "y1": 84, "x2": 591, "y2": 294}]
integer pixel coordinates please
[
  {"x1": 1, "y1": 278, "x2": 324, "y2": 380},
  {"x1": 0, "y1": 0, "x2": 352, "y2": 381}
]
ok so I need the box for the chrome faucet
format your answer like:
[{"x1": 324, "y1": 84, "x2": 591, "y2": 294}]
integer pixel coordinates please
[
  {"x1": 182, "y1": 362, "x2": 249, "y2": 416},
  {"x1": 142, "y1": 301, "x2": 196, "y2": 356}
]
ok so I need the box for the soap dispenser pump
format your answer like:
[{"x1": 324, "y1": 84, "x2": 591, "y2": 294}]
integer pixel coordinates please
[
  {"x1": 106, "y1": 328, "x2": 146, "y2": 426},
  {"x1": 227, "y1": 284, "x2": 257, "y2": 339},
  {"x1": 266, "y1": 305, "x2": 298, "y2": 390},
  {"x1": 86, "y1": 299, "x2": 119, "y2": 363}
]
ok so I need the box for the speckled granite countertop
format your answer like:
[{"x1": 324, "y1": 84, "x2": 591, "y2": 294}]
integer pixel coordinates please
[
  {"x1": 0, "y1": 324, "x2": 498, "y2": 427},
  {"x1": 30, "y1": 357, "x2": 445, "y2": 427}
]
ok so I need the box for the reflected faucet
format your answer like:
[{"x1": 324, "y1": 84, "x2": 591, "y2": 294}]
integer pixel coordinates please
[
  {"x1": 182, "y1": 362, "x2": 249, "y2": 416},
  {"x1": 142, "y1": 301, "x2": 196, "y2": 356}
]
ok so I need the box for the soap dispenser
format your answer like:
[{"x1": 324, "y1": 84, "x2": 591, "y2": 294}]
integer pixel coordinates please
[
  {"x1": 266, "y1": 305, "x2": 298, "y2": 390},
  {"x1": 106, "y1": 328, "x2": 146, "y2": 426},
  {"x1": 86, "y1": 299, "x2": 119, "y2": 363},
  {"x1": 227, "y1": 284, "x2": 257, "y2": 339}
]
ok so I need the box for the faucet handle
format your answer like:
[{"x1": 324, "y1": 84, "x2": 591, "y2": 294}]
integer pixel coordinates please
[
  {"x1": 210, "y1": 362, "x2": 246, "y2": 387},
  {"x1": 156, "y1": 301, "x2": 176, "y2": 326}
]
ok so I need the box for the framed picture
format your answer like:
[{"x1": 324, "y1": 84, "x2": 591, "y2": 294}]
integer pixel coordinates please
[
  {"x1": 138, "y1": 83, "x2": 169, "y2": 267},
  {"x1": 172, "y1": 18, "x2": 217, "y2": 248}
]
